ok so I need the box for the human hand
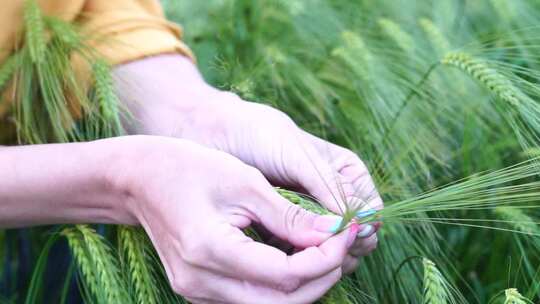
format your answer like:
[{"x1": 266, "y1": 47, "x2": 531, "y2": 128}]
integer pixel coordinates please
[
  {"x1": 114, "y1": 54, "x2": 383, "y2": 269},
  {"x1": 117, "y1": 136, "x2": 359, "y2": 303},
  {"x1": 193, "y1": 99, "x2": 383, "y2": 270}
]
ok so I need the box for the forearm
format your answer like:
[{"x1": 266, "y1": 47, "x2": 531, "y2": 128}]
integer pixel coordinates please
[
  {"x1": 113, "y1": 54, "x2": 220, "y2": 137},
  {"x1": 0, "y1": 140, "x2": 135, "y2": 228}
]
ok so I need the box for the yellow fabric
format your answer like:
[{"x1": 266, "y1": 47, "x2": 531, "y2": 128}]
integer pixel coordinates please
[
  {"x1": 0, "y1": 0, "x2": 193, "y2": 66},
  {"x1": 0, "y1": 0, "x2": 193, "y2": 140}
]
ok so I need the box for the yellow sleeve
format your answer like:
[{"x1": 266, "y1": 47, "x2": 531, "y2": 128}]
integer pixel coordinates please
[
  {"x1": 1, "y1": 0, "x2": 194, "y2": 65},
  {"x1": 68, "y1": 0, "x2": 195, "y2": 97},
  {"x1": 0, "y1": 0, "x2": 193, "y2": 126},
  {"x1": 75, "y1": 0, "x2": 194, "y2": 66}
]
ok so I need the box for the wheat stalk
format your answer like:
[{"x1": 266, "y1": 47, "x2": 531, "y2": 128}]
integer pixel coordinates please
[
  {"x1": 331, "y1": 30, "x2": 373, "y2": 79},
  {"x1": 441, "y1": 52, "x2": 528, "y2": 106},
  {"x1": 281, "y1": 159, "x2": 540, "y2": 236},
  {"x1": 278, "y1": 188, "x2": 329, "y2": 215},
  {"x1": 62, "y1": 227, "x2": 100, "y2": 297},
  {"x1": 321, "y1": 281, "x2": 355, "y2": 304},
  {"x1": 92, "y1": 59, "x2": 125, "y2": 137},
  {"x1": 504, "y1": 288, "x2": 531, "y2": 304},
  {"x1": 45, "y1": 17, "x2": 82, "y2": 49},
  {"x1": 494, "y1": 207, "x2": 539, "y2": 236},
  {"x1": 422, "y1": 258, "x2": 449, "y2": 304},
  {"x1": 0, "y1": 53, "x2": 21, "y2": 91},
  {"x1": 119, "y1": 226, "x2": 160, "y2": 304},
  {"x1": 78, "y1": 225, "x2": 130, "y2": 303},
  {"x1": 23, "y1": 0, "x2": 46, "y2": 63},
  {"x1": 419, "y1": 18, "x2": 450, "y2": 55},
  {"x1": 64, "y1": 225, "x2": 131, "y2": 303},
  {"x1": 441, "y1": 51, "x2": 540, "y2": 151},
  {"x1": 378, "y1": 18, "x2": 414, "y2": 52}
]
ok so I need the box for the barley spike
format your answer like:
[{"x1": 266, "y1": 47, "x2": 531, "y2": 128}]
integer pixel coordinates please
[
  {"x1": 24, "y1": 0, "x2": 46, "y2": 63},
  {"x1": 504, "y1": 288, "x2": 531, "y2": 304},
  {"x1": 422, "y1": 258, "x2": 448, "y2": 304},
  {"x1": 119, "y1": 226, "x2": 160, "y2": 304},
  {"x1": 441, "y1": 52, "x2": 528, "y2": 106}
]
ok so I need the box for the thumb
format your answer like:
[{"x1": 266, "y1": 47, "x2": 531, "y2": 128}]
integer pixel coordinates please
[{"x1": 252, "y1": 187, "x2": 344, "y2": 248}]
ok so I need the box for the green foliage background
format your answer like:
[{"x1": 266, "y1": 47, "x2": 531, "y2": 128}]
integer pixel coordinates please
[
  {"x1": 2, "y1": 0, "x2": 540, "y2": 303},
  {"x1": 162, "y1": 1, "x2": 540, "y2": 302}
]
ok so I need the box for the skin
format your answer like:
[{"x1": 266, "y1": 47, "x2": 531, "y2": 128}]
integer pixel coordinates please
[
  {"x1": 114, "y1": 54, "x2": 383, "y2": 262},
  {"x1": 0, "y1": 54, "x2": 383, "y2": 303}
]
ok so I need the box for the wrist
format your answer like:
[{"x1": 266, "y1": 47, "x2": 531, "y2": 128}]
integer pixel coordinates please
[
  {"x1": 101, "y1": 135, "x2": 202, "y2": 224},
  {"x1": 0, "y1": 140, "x2": 141, "y2": 227},
  {"x1": 88, "y1": 137, "x2": 142, "y2": 225}
]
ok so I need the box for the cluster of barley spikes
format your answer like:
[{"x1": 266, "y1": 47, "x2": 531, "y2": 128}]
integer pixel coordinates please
[{"x1": 3, "y1": 0, "x2": 540, "y2": 303}]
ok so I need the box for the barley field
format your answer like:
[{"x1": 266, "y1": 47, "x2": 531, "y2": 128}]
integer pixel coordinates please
[{"x1": 2, "y1": 0, "x2": 540, "y2": 303}]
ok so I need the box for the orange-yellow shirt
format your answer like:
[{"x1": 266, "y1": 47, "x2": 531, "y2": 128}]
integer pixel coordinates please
[
  {"x1": 0, "y1": 0, "x2": 193, "y2": 142},
  {"x1": 0, "y1": 0, "x2": 193, "y2": 65}
]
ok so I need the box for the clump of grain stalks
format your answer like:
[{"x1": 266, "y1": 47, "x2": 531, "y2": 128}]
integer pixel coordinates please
[
  {"x1": 62, "y1": 226, "x2": 131, "y2": 303},
  {"x1": 8, "y1": 0, "x2": 126, "y2": 144},
  {"x1": 118, "y1": 226, "x2": 183, "y2": 304},
  {"x1": 118, "y1": 227, "x2": 161, "y2": 304}
]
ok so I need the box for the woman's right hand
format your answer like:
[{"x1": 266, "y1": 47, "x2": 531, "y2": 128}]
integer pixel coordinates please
[{"x1": 113, "y1": 136, "x2": 359, "y2": 304}]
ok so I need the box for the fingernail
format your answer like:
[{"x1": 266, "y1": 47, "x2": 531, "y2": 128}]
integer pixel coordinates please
[
  {"x1": 347, "y1": 223, "x2": 360, "y2": 248},
  {"x1": 313, "y1": 215, "x2": 343, "y2": 233},
  {"x1": 357, "y1": 224, "x2": 374, "y2": 238},
  {"x1": 356, "y1": 209, "x2": 376, "y2": 219}
]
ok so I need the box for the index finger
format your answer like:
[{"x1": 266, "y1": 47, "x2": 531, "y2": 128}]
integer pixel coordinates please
[{"x1": 206, "y1": 224, "x2": 357, "y2": 292}]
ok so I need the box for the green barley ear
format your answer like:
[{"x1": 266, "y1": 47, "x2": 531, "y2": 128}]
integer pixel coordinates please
[
  {"x1": 504, "y1": 288, "x2": 531, "y2": 304},
  {"x1": 320, "y1": 282, "x2": 355, "y2": 304},
  {"x1": 63, "y1": 225, "x2": 131, "y2": 303},
  {"x1": 119, "y1": 227, "x2": 186, "y2": 304},
  {"x1": 63, "y1": 227, "x2": 100, "y2": 299},
  {"x1": 419, "y1": 18, "x2": 450, "y2": 55},
  {"x1": 92, "y1": 59, "x2": 125, "y2": 137},
  {"x1": 330, "y1": 30, "x2": 373, "y2": 84},
  {"x1": 0, "y1": 53, "x2": 21, "y2": 91},
  {"x1": 441, "y1": 52, "x2": 525, "y2": 107},
  {"x1": 118, "y1": 226, "x2": 160, "y2": 304},
  {"x1": 277, "y1": 188, "x2": 358, "y2": 232},
  {"x1": 422, "y1": 258, "x2": 450, "y2": 304},
  {"x1": 378, "y1": 18, "x2": 414, "y2": 52},
  {"x1": 441, "y1": 52, "x2": 540, "y2": 151},
  {"x1": 44, "y1": 17, "x2": 82, "y2": 49},
  {"x1": 24, "y1": 0, "x2": 46, "y2": 63},
  {"x1": 494, "y1": 207, "x2": 539, "y2": 236},
  {"x1": 277, "y1": 188, "x2": 330, "y2": 216}
]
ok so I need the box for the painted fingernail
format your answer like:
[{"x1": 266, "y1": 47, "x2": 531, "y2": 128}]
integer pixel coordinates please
[
  {"x1": 357, "y1": 224, "x2": 374, "y2": 238},
  {"x1": 313, "y1": 215, "x2": 343, "y2": 233},
  {"x1": 356, "y1": 209, "x2": 376, "y2": 219},
  {"x1": 347, "y1": 224, "x2": 360, "y2": 248}
]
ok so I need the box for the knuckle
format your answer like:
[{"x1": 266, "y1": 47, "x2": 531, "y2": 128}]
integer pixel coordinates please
[
  {"x1": 275, "y1": 271, "x2": 302, "y2": 293},
  {"x1": 243, "y1": 166, "x2": 266, "y2": 182},
  {"x1": 171, "y1": 277, "x2": 198, "y2": 298},
  {"x1": 331, "y1": 268, "x2": 343, "y2": 283},
  {"x1": 180, "y1": 239, "x2": 210, "y2": 266}
]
